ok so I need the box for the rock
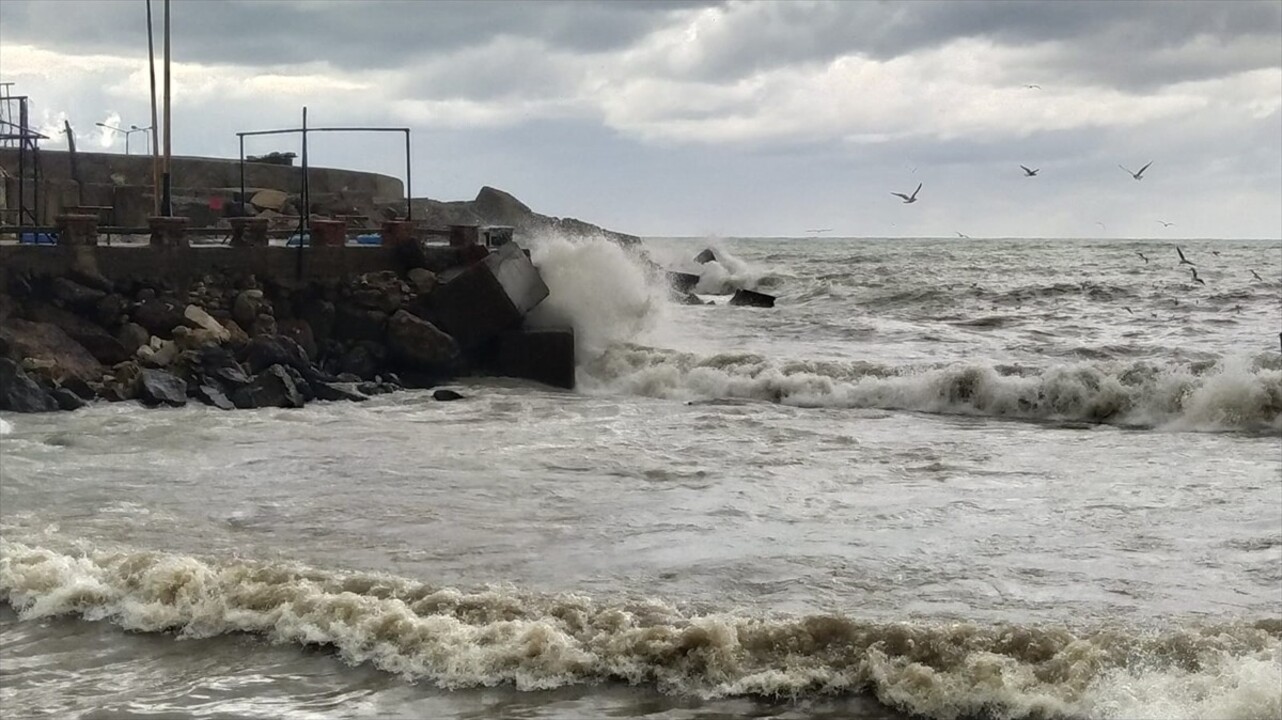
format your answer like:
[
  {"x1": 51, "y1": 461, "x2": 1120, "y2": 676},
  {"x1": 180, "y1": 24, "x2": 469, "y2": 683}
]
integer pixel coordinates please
[
  {"x1": 433, "y1": 389, "x2": 465, "y2": 402},
  {"x1": 430, "y1": 242, "x2": 549, "y2": 350},
  {"x1": 138, "y1": 337, "x2": 179, "y2": 368},
  {"x1": 196, "y1": 346, "x2": 252, "y2": 388},
  {"x1": 221, "y1": 319, "x2": 250, "y2": 347},
  {"x1": 728, "y1": 289, "x2": 776, "y2": 308},
  {"x1": 49, "y1": 386, "x2": 87, "y2": 411},
  {"x1": 675, "y1": 292, "x2": 706, "y2": 305},
  {"x1": 68, "y1": 267, "x2": 114, "y2": 293},
  {"x1": 132, "y1": 298, "x2": 188, "y2": 338},
  {"x1": 283, "y1": 366, "x2": 315, "y2": 402},
  {"x1": 51, "y1": 277, "x2": 107, "y2": 312},
  {"x1": 137, "y1": 369, "x2": 188, "y2": 407},
  {"x1": 183, "y1": 305, "x2": 231, "y2": 342},
  {"x1": 0, "y1": 358, "x2": 59, "y2": 413},
  {"x1": 137, "y1": 288, "x2": 157, "y2": 302},
  {"x1": 232, "y1": 365, "x2": 305, "y2": 409},
  {"x1": 244, "y1": 335, "x2": 312, "y2": 376},
  {"x1": 277, "y1": 318, "x2": 317, "y2": 360},
  {"x1": 349, "y1": 271, "x2": 406, "y2": 313},
  {"x1": 333, "y1": 305, "x2": 388, "y2": 343},
  {"x1": 250, "y1": 188, "x2": 288, "y2": 212},
  {"x1": 312, "y1": 380, "x2": 368, "y2": 403},
  {"x1": 194, "y1": 382, "x2": 235, "y2": 410},
  {"x1": 24, "y1": 302, "x2": 130, "y2": 365},
  {"x1": 694, "y1": 248, "x2": 717, "y2": 264},
  {"x1": 473, "y1": 186, "x2": 534, "y2": 226},
  {"x1": 173, "y1": 326, "x2": 226, "y2": 353},
  {"x1": 301, "y1": 299, "x2": 335, "y2": 347},
  {"x1": 118, "y1": 322, "x2": 151, "y2": 357},
  {"x1": 407, "y1": 268, "x2": 438, "y2": 295},
  {"x1": 0, "y1": 319, "x2": 104, "y2": 384},
  {"x1": 251, "y1": 313, "x2": 278, "y2": 338},
  {"x1": 100, "y1": 361, "x2": 142, "y2": 401},
  {"x1": 357, "y1": 380, "x2": 389, "y2": 396},
  {"x1": 232, "y1": 289, "x2": 269, "y2": 329},
  {"x1": 339, "y1": 343, "x2": 381, "y2": 380},
  {"x1": 386, "y1": 309, "x2": 461, "y2": 371},
  {"x1": 95, "y1": 293, "x2": 128, "y2": 328},
  {"x1": 59, "y1": 375, "x2": 97, "y2": 400}
]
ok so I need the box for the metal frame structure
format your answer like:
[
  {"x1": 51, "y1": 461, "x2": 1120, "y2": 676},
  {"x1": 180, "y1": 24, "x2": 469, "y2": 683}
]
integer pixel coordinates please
[
  {"x1": 236, "y1": 108, "x2": 412, "y2": 274},
  {"x1": 0, "y1": 84, "x2": 50, "y2": 240}
]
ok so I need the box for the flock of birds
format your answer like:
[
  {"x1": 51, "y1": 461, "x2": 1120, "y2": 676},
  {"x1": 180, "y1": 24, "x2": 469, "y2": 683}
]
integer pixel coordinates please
[{"x1": 890, "y1": 159, "x2": 1155, "y2": 206}]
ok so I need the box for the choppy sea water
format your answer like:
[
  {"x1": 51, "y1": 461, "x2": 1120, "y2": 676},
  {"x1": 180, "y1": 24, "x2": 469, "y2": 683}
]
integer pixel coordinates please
[{"x1": 2, "y1": 236, "x2": 1280, "y2": 720}]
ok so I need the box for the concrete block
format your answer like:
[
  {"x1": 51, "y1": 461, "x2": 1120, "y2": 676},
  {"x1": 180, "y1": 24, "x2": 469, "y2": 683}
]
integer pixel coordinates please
[
  {"x1": 728, "y1": 288, "x2": 775, "y2": 308},
  {"x1": 148, "y1": 216, "x2": 189, "y2": 248},
  {"x1": 229, "y1": 217, "x2": 270, "y2": 247},
  {"x1": 488, "y1": 326, "x2": 575, "y2": 389},
  {"x1": 431, "y1": 242, "x2": 549, "y2": 350},
  {"x1": 309, "y1": 219, "x2": 346, "y2": 248},
  {"x1": 56, "y1": 214, "x2": 99, "y2": 246}
]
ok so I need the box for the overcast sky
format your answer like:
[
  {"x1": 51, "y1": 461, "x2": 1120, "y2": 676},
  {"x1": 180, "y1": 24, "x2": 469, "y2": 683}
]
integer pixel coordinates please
[{"x1": 2, "y1": 0, "x2": 1279, "y2": 239}]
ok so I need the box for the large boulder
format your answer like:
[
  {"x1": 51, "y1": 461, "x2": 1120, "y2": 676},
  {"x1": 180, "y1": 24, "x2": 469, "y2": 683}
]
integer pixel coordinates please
[
  {"x1": 118, "y1": 322, "x2": 151, "y2": 357},
  {"x1": 338, "y1": 343, "x2": 382, "y2": 380},
  {"x1": 386, "y1": 310, "x2": 461, "y2": 371},
  {"x1": 232, "y1": 290, "x2": 271, "y2": 330},
  {"x1": 0, "y1": 358, "x2": 59, "y2": 413},
  {"x1": 24, "y1": 303, "x2": 130, "y2": 365},
  {"x1": 333, "y1": 305, "x2": 388, "y2": 343},
  {"x1": 244, "y1": 334, "x2": 312, "y2": 376},
  {"x1": 137, "y1": 368, "x2": 188, "y2": 407},
  {"x1": 51, "y1": 277, "x2": 108, "y2": 312},
  {"x1": 277, "y1": 318, "x2": 317, "y2": 360},
  {"x1": 301, "y1": 299, "x2": 336, "y2": 347},
  {"x1": 348, "y1": 271, "x2": 406, "y2": 314},
  {"x1": 183, "y1": 305, "x2": 231, "y2": 342},
  {"x1": 132, "y1": 298, "x2": 188, "y2": 338},
  {"x1": 0, "y1": 319, "x2": 104, "y2": 384},
  {"x1": 196, "y1": 346, "x2": 252, "y2": 388},
  {"x1": 232, "y1": 364, "x2": 305, "y2": 409}
]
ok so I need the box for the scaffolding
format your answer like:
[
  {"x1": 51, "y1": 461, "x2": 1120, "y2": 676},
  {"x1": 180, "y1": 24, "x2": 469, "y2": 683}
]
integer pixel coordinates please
[{"x1": 0, "y1": 82, "x2": 51, "y2": 236}]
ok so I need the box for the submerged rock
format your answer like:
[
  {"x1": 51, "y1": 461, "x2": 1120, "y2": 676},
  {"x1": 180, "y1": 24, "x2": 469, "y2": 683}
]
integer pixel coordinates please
[
  {"x1": 728, "y1": 289, "x2": 776, "y2": 308},
  {"x1": 433, "y1": 388, "x2": 464, "y2": 402}
]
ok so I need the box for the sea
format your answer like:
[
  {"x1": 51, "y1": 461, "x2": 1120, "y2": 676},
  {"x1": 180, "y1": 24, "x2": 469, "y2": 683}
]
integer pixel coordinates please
[{"x1": 1, "y1": 235, "x2": 1280, "y2": 720}]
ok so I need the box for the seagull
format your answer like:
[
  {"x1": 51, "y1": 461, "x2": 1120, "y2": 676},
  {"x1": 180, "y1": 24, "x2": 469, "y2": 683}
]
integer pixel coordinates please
[
  {"x1": 1124, "y1": 306, "x2": 1134, "y2": 314},
  {"x1": 1251, "y1": 270, "x2": 1263, "y2": 281},
  {"x1": 1136, "y1": 251, "x2": 1149, "y2": 263},
  {"x1": 1189, "y1": 267, "x2": 1205, "y2": 285},
  {"x1": 1120, "y1": 161, "x2": 1153, "y2": 180},
  {"x1": 1095, "y1": 221, "x2": 1107, "y2": 231},
  {"x1": 1211, "y1": 251, "x2": 1220, "y2": 257},
  {"x1": 805, "y1": 228, "x2": 833, "y2": 235},
  {"x1": 1156, "y1": 220, "x2": 1175, "y2": 228},
  {"x1": 892, "y1": 183, "x2": 922, "y2": 204},
  {"x1": 1024, "y1": 84, "x2": 1041, "y2": 89},
  {"x1": 956, "y1": 231, "x2": 970, "y2": 238},
  {"x1": 1020, "y1": 165, "x2": 1040, "y2": 177},
  {"x1": 1176, "y1": 246, "x2": 1195, "y2": 266}
]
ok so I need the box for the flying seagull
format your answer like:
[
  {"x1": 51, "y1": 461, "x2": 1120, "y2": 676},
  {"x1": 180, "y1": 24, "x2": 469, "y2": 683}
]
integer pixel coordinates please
[
  {"x1": 1176, "y1": 246, "x2": 1195, "y2": 266},
  {"x1": 805, "y1": 228, "x2": 833, "y2": 235},
  {"x1": 1136, "y1": 251, "x2": 1149, "y2": 263},
  {"x1": 1120, "y1": 161, "x2": 1153, "y2": 180},
  {"x1": 1095, "y1": 221, "x2": 1107, "y2": 231},
  {"x1": 1024, "y1": 84, "x2": 1041, "y2": 89},
  {"x1": 1124, "y1": 306, "x2": 1134, "y2": 314},
  {"x1": 1189, "y1": 267, "x2": 1205, "y2": 286},
  {"x1": 1020, "y1": 165, "x2": 1040, "y2": 177},
  {"x1": 956, "y1": 231, "x2": 970, "y2": 238},
  {"x1": 1156, "y1": 220, "x2": 1174, "y2": 227},
  {"x1": 1211, "y1": 251, "x2": 1220, "y2": 257},
  {"x1": 1251, "y1": 270, "x2": 1263, "y2": 281},
  {"x1": 892, "y1": 183, "x2": 922, "y2": 204}
]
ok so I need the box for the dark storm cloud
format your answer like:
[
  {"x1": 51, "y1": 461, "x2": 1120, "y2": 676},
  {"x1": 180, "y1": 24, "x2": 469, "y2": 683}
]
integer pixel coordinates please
[{"x1": 0, "y1": 0, "x2": 715, "y2": 69}]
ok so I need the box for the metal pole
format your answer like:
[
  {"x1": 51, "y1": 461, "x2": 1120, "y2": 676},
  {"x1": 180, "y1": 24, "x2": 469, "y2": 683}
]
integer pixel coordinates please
[
  {"x1": 147, "y1": 0, "x2": 160, "y2": 215},
  {"x1": 297, "y1": 106, "x2": 307, "y2": 279},
  {"x1": 404, "y1": 129, "x2": 412, "y2": 221},
  {"x1": 161, "y1": 0, "x2": 172, "y2": 216},
  {"x1": 238, "y1": 134, "x2": 245, "y2": 213}
]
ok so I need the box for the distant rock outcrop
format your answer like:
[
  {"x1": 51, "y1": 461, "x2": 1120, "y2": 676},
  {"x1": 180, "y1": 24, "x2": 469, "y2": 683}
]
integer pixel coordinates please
[{"x1": 409, "y1": 186, "x2": 639, "y2": 246}]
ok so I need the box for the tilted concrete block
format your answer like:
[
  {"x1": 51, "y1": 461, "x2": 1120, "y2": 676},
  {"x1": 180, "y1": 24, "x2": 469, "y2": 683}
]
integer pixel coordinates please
[{"x1": 431, "y1": 242, "x2": 549, "y2": 350}]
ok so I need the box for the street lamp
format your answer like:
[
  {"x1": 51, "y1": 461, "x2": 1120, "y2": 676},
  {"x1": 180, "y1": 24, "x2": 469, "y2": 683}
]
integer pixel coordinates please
[{"x1": 95, "y1": 122, "x2": 153, "y2": 155}]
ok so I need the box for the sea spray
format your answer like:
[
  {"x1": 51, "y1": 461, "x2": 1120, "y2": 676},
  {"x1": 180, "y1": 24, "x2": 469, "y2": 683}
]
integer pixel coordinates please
[
  {"x1": 524, "y1": 232, "x2": 673, "y2": 357},
  {"x1": 2, "y1": 540, "x2": 1279, "y2": 720}
]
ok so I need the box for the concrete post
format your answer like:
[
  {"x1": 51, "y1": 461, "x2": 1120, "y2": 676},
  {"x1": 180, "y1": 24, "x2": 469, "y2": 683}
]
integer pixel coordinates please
[
  {"x1": 148, "y1": 216, "x2": 190, "y2": 248},
  {"x1": 380, "y1": 220, "x2": 415, "y2": 248},
  {"x1": 229, "y1": 217, "x2": 270, "y2": 247},
  {"x1": 309, "y1": 219, "x2": 346, "y2": 248},
  {"x1": 56, "y1": 213, "x2": 100, "y2": 246}
]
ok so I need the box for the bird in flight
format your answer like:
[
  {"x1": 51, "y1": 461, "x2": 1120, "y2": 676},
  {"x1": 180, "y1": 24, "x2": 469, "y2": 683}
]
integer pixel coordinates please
[
  {"x1": 1156, "y1": 220, "x2": 1174, "y2": 228},
  {"x1": 1136, "y1": 251, "x2": 1149, "y2": 263},
  {"x1": 1020, "y1": 165, "x2": 1039, "y2": 177},
  {"x1": 1252, "y1": 270, "x2": 1263, "y2": 281},
  {"x1": 1120, "y1": 161, "x2": 1153, "y2": 180},
  {"x1": 1024, "y1": 84, "x2": 1041, "y2": 89},
  {"x1": 1095, "y1": 221, "x2": 1107, "y2": 231},
  {"x1": 1124, "y1": 306, "x2": 1134, "y2": 314},
  {"x1": 1210, "y1": 250, "x2": 1220, "y2": 257},
  {"x1": 892, "y1": 183, "x2": 922, "y2": 204},
  {"x1": 956, "y1": 231, "x2": 970, "y2": 238},
  {"x1": 805, "y1": 228, "x2": 833, "y2": 235},
  {"x1": 1189, "y1": 267, "x2": 1205, "y2": 285},
  {"x1": 1176, "y1": 246, "x2": 1195, "y2": 266}
]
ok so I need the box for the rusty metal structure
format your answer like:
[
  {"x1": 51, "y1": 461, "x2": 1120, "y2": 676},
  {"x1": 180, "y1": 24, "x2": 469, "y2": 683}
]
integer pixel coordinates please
[{"x1": 0, "y1": 83, "x2": 51, "y2": 236}]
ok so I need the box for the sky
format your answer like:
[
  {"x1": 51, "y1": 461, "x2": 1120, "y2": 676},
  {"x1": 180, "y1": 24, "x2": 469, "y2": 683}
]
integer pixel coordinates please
[{"x1": 1, "y1": 0, "x2": 1279, "y2": 239}]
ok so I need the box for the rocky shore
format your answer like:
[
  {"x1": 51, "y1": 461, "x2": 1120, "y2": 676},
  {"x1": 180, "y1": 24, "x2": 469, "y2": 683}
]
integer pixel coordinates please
[{"x1": 0, "y1": 241, "x2": 560, "y2": 413}]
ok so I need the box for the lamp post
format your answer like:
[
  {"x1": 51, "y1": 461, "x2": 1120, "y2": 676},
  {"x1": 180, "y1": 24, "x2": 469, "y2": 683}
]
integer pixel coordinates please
[{"x1": 96, "y1": 122, "x2": 152, "y2": 155}]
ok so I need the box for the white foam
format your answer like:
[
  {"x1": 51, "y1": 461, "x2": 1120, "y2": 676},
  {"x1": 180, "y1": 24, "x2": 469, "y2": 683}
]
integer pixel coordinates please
[
  {"x1": 0, "y1": 418, "x2": 11, "y2": 435},
  {"x1": 524, "y1": 232, "x2": 672, "y2": 357},
  {"x1": 580, "y1": 348, "x2": 1282, "y2": 432}
]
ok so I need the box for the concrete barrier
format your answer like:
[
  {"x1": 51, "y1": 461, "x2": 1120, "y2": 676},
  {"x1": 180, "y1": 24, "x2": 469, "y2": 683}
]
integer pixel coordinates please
[{"x1": 431, "y1": 242, "x2": 549, "y2": 350}]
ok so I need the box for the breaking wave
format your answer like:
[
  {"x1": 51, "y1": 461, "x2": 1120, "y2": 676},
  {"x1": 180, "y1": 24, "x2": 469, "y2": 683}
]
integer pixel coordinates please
[
  {"x1": 0, "y1": 417, "x2": 11, "y2": 435},
  {"x1": 581, "y1": 348, "x2": 1282, "y2": 433},
  {"x1": 2, "y1": 540, "x2": 1278, "y2": 720}
]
